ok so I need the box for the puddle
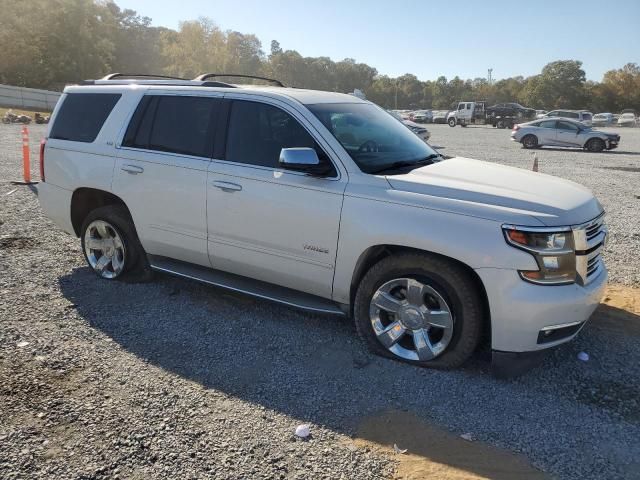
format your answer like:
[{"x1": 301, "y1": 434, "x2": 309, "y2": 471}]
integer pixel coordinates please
[{"x1": 352, "y1": 410, "x2": 548, "y2": 480}]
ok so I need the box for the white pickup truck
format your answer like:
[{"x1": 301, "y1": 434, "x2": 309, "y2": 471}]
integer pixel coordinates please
[{"x1": 38, "y1": 74, "x2": 608, "y2": 376}]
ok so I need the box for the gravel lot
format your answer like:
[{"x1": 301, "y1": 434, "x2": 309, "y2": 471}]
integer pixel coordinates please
[{"x1": 1, "y1": 123, "x2": 639, "y2": 479}]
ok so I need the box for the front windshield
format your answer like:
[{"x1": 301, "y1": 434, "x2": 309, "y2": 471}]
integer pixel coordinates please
[{"x1": 307, "y1": 103, "x2": 438, "y2": 174}]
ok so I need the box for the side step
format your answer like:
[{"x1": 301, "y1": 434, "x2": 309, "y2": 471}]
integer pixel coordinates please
[{"x1": 148, "y1": 255, "x2": 346, "y2": 316}]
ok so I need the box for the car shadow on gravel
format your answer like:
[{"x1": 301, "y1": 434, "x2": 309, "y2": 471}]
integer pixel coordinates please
[{"x1": 57, "y1": 267, "x2": 640, "y2": 477}]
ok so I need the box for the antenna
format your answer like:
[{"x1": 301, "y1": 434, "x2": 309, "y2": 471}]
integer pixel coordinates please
[{"x1": 487, "y1": 68, "x2": 493, "y2": 85}]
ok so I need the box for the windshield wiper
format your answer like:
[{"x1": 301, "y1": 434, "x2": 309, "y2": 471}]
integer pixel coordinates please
[{"x1": 370, "y1": 154, "x2": 441, "y2": 175}]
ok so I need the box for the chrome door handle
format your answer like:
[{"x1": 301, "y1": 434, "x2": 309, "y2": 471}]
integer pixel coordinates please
[
  {"x1": 212, "y1": 180, "x2": 242, "y2": 192},
  {"x1": 121, "y1": 165, "x2": 144, "y2": 174}
]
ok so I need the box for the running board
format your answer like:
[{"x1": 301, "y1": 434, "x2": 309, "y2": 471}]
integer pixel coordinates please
[{"x1": 148, "y1": 255, "x2": 346, "y2": 316}]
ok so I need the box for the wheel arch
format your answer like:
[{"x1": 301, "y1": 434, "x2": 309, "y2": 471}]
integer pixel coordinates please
[
  {"x1": 349, "y1": 244, "x2": 491, "y2": 349},
  {"x1": 584, "y1": 136, "x2": 605, "y2": 149},
  {"x1": 70, "y1": 188, "x2": 130, "y2": 237}
]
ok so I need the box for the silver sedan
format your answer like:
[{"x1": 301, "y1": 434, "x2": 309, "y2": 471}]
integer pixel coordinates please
[{"x1": 511, "y1": 118, "x2": 620, "y2": 152}]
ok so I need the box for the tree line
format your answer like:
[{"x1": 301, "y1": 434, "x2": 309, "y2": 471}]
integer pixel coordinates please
[{"x1": 1, "y1": 0, "x2": 638, "y2": 113}]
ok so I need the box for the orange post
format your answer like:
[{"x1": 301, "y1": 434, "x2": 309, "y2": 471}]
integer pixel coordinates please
[{"x1": 22, "y1": 126, "x2": 31, "y2": 183}]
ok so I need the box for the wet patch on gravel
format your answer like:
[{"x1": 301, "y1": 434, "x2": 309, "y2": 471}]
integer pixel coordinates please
[{"x1": 0, "y1": 235, "x2": 38, "y2": 250}]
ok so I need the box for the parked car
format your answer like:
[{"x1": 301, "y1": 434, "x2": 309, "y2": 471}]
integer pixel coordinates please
[
  {"x1": 409, "y1": 110, "x2": 433, "y2": 123},
  {"x1": 389, "y1": 111, "x2": 431, "y2": 142},
  {"x1": 617, "y1": 113, "x2": 637, "y2": 127},
  {"x1": 431, "y1": 110, "x2": 449, "y2": 124},
  {"x1": 544, "y1": 110, "x2": 593, "y2": 126},
  {"x1": 592, "y1": 113, "x2": 615, "y2": 127},
  {"x1": 535, "y1": 110, "x2": 547, "y2": 119},
  {"x1": 38, "y1": 74, "x2": 608, "y2": 376},
  {"x1": 511, "y1": 118, "x2": 620, "y2": 152}
]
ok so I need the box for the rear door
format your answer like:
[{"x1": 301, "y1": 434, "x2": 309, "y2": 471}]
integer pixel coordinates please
[
  {"x1": 113, "y1": 92, "x2": 223, "y2": 267},
  {"x1": 535, "y1": 119, "x2": 559, "y2": 145},
  {"x1": 206, "y1": 98, "x2": 346, "y2": 298},
  {"x1": 555, "y1": 120, "x2": 582, "y2": 147}
]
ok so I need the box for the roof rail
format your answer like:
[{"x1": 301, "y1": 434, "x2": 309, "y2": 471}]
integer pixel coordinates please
[
  {"x1": 101, "y1": 73, "x2": 190, "y2": 81},
  {"x1": 194, "y1": 73, "x2": 286, "y2": 87},
  {"x1": 79, "y1": 74, "x2": 236, "y2": 88}
]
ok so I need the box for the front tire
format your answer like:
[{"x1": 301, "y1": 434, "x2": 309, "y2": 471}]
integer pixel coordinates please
[
  {"x1": 81, "y1": 205, "x2": 152, "y2": 282},
  {"x1": 353, "y1": 253, "x2": 483, "y2": 369},
  {"x1": 522, "y1": 134, "x2": 538, "y2": 149},
  {"x1": 448, "y1": 118, "x2": 456, "y2": 127},
  {"x1": 586, "y1": 138, "x2": 605, "y2": 152}
]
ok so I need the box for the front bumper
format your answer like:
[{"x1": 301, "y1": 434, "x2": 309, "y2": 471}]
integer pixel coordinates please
[{"x1": 475, "y1": 264, "x2": 607, "y2": 353}]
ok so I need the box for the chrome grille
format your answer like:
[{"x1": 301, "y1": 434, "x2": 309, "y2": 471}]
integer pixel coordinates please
[{"x1": 573, "y1": 213, "x2": 606, "y2": 285}]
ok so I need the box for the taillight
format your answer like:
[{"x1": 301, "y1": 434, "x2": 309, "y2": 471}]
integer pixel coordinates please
[
  {"x1": 39, "y1": 139, "x2": 46, "y2": 182},
  {"x1": 512, "y1": 125, "x2": 520, "y2": 131}
]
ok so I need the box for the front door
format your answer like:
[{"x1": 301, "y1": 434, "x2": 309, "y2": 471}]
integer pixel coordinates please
[
  {"x1": 206, "y1": 98, "x2": 346, "y2": 299},
  {"x1": 113, "y1": 93, "x2": 222, "y2": 267}
]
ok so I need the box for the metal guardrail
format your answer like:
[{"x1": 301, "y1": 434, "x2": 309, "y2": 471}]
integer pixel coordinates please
[{"x1": 0, "y1": 84, "x2": 61, "y2": 111}]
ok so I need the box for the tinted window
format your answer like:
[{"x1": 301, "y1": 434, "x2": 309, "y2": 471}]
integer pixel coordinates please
[
  {"x1": 50, "y1": 93, "x2": 121, "y2": 143},
  {"x1": 226, "y1": 100, "x2": 335, "y2": 174},
  {"x1": 557, "y1": 121, "x2": 579, "y2": 131},
  {"x1": 547, "y1": 111, "x2": 559, "y2": 117},
  {"x1": 562, "y1": 111, "x2": 579, "y2": 119},
  {"x1": 123, "y1": 95, "x2": 218, "y2": 157},
  {"x1": 582, "y1": 113, "x2": 592, "y2": 121},
  {"x1": 538, "y1": 120, "x2": 557, "y2": 129}
]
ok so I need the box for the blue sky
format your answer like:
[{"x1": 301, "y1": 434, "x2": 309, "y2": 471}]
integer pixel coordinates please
[{"x1": 118, "y1": 0, "x2": 639, "y2": 82}]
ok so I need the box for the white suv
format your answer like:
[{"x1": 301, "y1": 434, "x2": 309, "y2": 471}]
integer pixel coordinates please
[{"x1": 38, "y1": 74, "x2": 608, "y2": 376}]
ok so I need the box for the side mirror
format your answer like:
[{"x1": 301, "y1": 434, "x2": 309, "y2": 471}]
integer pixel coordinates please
[{"x1": 279, "y1": 148, "x2": 329, "y2": 176}]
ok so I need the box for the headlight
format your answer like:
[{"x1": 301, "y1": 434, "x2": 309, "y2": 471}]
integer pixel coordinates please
[{"x1": 503, "y1": 226, "x2": 576, "y2": 285}]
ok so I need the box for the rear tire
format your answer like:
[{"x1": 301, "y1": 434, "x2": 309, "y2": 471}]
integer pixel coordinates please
[
  {"x1": 80, "y1": 205, "x2": 153, "y2": 282},
  {"x1": 522, "y1": 134, "x2": 538, "y2": 149},
  {"x1": 586, "y1": 138, "x2": 605, "y2": 152},
  {"x1": 353, "y1": 253, "x2": 483, "y2": 370},
  {"x1": 448, "y1": 118, "x2": 456, "y2": 127},
  {"x1": 496, "y1": 120, "x2": 505, "y2": 129}
]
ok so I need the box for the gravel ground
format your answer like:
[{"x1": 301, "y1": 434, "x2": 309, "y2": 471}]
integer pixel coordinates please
[{"x1": 1, "y1": 123, "x2": 640, "y2": 480}]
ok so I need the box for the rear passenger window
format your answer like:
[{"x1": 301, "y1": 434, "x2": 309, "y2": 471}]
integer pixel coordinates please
[
  {"x1": 538, "y1": 120, "x2": 556, "y2": 129},
  {"x1": 123, "y1": 95, "x2": 218, "y2": 158},
  {"x1": 50, "y1": 93, "x2": 121, "y2": 143},
  {"x1": 225, "y1": 100, "x2": 335, "y2": 175}
]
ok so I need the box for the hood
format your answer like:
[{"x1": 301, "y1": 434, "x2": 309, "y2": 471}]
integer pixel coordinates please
[{"x1": 385, "y1": 157, "x2": 603, "y2": 226}]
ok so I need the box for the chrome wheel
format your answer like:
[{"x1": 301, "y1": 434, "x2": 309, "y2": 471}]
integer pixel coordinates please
[
  {"x1": 369, "y1": 278, "x2": 454, "y2": 361},
  {"x1": 83, "y1": 220, "x2": 126, "y2": 279}
]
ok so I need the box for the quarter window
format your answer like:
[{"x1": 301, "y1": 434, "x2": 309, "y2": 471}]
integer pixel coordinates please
[
  {"x1": 50, "y1": 93, "x2": 121, "y2": 143},
  {"x1": 123, "y1": 95, "x2": 219, "y2": 158},
  {"x1": 225, "y1": 100, "x2": 335, "y2": 174}
]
